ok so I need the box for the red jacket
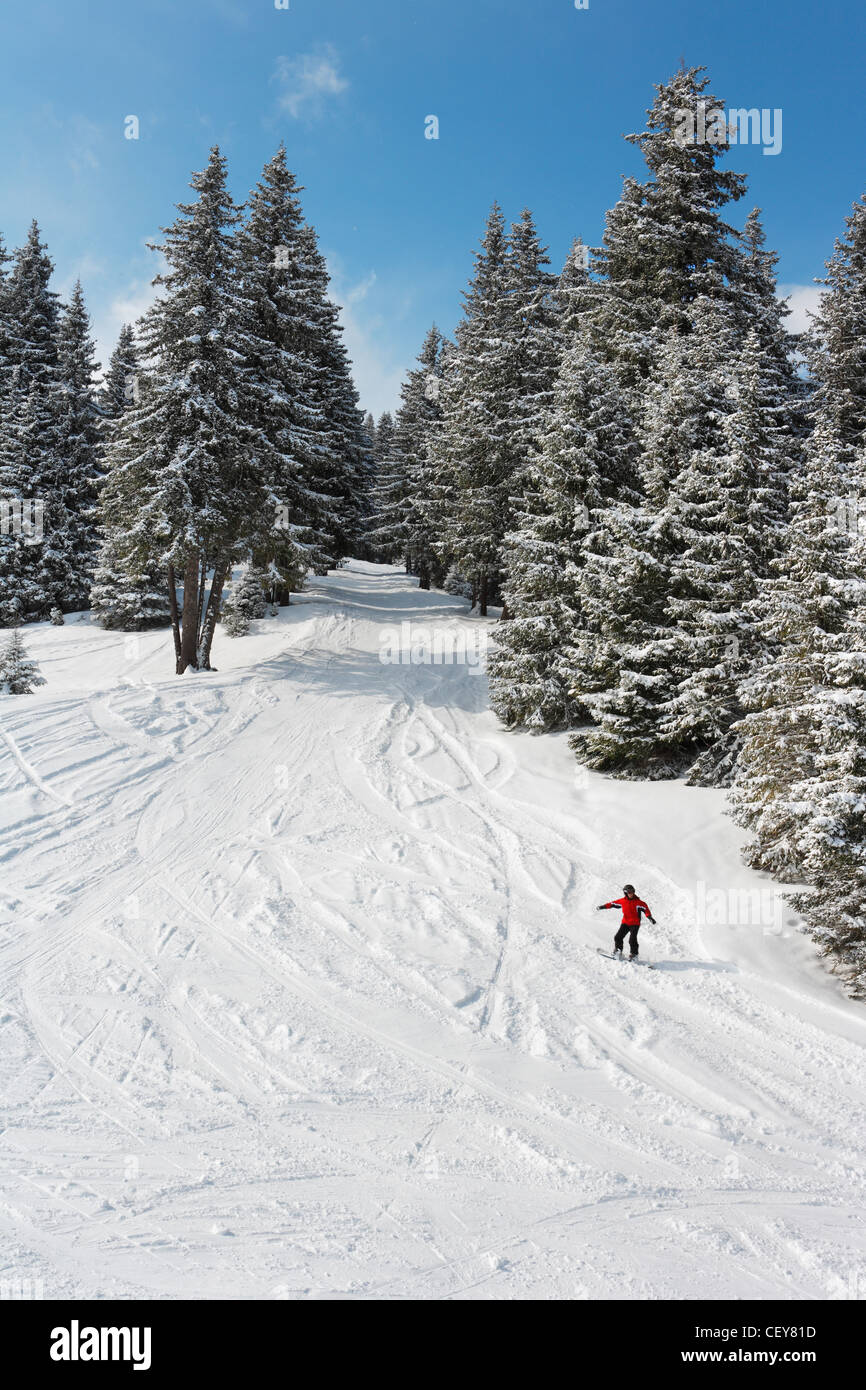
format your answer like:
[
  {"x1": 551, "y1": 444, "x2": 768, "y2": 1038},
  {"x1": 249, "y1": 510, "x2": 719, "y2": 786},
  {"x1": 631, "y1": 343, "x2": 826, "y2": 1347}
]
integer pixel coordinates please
[{"x1": 601, "y1": 897, "x2": 653, "y2": 927}]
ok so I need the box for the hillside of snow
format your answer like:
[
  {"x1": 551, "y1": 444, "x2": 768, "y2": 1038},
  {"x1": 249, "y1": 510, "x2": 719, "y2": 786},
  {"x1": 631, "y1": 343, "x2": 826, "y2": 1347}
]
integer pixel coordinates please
[{"x1": 1, "y1": 561, "x2": 864, "y2": 1300}]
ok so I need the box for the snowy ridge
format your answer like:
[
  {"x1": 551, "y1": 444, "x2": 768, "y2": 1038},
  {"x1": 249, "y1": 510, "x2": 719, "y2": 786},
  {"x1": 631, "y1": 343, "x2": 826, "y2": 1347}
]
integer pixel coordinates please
[{"x1": 1, "y1": 562, "x2": 864, "y2": 1300}]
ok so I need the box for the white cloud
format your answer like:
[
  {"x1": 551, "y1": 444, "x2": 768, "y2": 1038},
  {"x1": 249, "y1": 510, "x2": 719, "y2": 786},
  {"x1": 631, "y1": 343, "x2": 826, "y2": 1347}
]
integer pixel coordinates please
[
  {"x1": 273, "y1": 46, "x2": 349, "y2": 120},
  {"x1": 778, "y1": 283, "x2": 825, "y2": 335}
]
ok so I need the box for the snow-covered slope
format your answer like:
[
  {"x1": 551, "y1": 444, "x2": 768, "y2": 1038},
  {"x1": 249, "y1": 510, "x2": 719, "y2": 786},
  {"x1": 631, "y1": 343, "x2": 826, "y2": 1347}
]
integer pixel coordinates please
[{"x1": 1, "y1": 562, "x2": 864, "y2": 1300}]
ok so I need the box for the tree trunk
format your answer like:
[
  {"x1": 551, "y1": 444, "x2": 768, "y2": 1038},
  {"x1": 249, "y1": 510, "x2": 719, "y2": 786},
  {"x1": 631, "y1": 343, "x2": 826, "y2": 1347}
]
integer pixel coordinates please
[
  {"x1": 419, "y1": 565, "x2": 430, "y2": 591},
  {"x1": 167, "y1": 563, "x2": 182, "y2": 666},
  {"x1": 500, "y1": 601, "x2": 512, "y2": 621},
  {"x1": 178, "y1": 552, "x2": 200, "y2": 674},
  {"x1": 479, "y1": 573, "x2": 488, "y2": 618},
  {"x1": 195, "y1": 553, "x2": 208, "y2": 648},
  {"x1": 198, "y1": 556, "x2": 230, "y2": 670}
]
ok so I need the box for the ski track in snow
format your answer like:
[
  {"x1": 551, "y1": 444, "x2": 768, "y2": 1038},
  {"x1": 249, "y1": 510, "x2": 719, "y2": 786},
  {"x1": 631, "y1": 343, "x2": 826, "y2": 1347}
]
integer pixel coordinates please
[{"x1": 1, "y1": 561, "x2": 865, "y2": 1301}]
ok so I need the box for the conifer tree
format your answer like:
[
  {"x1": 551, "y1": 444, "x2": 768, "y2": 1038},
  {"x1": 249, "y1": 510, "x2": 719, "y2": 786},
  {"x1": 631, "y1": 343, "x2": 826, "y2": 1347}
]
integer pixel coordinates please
[
  {"x1": 805, "y1": 192, "x2": 866, "y2": 458},
  {"x1": 0, "y1": 375, "x2": 42, "y2": 624},
  {"x1": 98, "y1": 148, "x2": 263, "y2": 671},
  {"x1": 1, "y1": 221, "x2": 60, "y2": 395},
  {"x1": 571, "y1": 301, "x2": 736, "y2": 776},
  {"x1": 0, "y1": 232, "x2": 13, "y2": 404},
  {"x1": 729, "y1": 191, "x2": 866, "y2": 994},
  {"x1": 505, "y1": 209, "x2": 560, "y2": 485},
  {"x1": 366, "y1": 412, "x2": 408, "y2": 563},
  {"x1": 0, "y1": 224, "x2": 62, "y2": 622},
  {"x1": 293, "y1": 223, "x2": 372, "y2": 569},
  {"x1": 98, "y1": 322, "x2": 139, "y2": 421},
  {"x1": 789, "y1": 597, "x2": 866, "y2": 996},
  {"x1": 220, "y1": 564, "x2": 269, "y2": 636},
  {"x1": 555, "y1": 239, "x2": 596, "y2": 338},
  {"x1": 729, "y1": 413, "x2": 860, "y2": 880},
  {"x1": 431, "y1": 205, "x2": 519, "y2": 614},
  {"x1": 394, "y1": 325, "x2": 445, "y2": 587},
  {"x1": 91, "y1": 325, "x2": 171, "y2": 632},
  {"x1": 51, "y1": 281, "x2": 103, "y2": 610},
  {"x1": 592, "y1": 66, "x2": 747, "y2": 394},
  {"x1": 659, "y1": 325, "x2": 773, "y2": 783},
  {"x1": 0, "y1": 629, "x2": 45, "y2": 695},
  {"x1": 236, "y1": 146, "x2": 331, "y2": 590},
  {"x1": 490, "y1": 332, "x2": 640, "y2": 731}
]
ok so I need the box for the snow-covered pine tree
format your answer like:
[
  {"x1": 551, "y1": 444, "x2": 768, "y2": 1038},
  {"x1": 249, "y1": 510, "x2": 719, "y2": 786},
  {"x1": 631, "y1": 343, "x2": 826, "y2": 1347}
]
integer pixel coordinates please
[
  {"x1": 489, "y1": 235, "x2": 616, "y2": 729},
  {"x1": 235, "y1": 146, "x2": 330, "y2": 596},
  {"x1": 319, "y1": 327, "x2": 372, "y2": 565},
  {"x1": 220, "y1": 564, "x2": 269, "y2": 637},
  {"x1": 571, "y1": 301, "x2": 735, "y2": 777},
  {"x1": 366, "y1": 412, "x2": 409, "y2": 563},
  {"x1": 729, "y1": 208, "x2": 799, "y2": 551},
  {"x1": 50, "y1": 281, "x2": 103, "y2": 612},
  {"x1": 805, "y1": 191, "x2": 866, "y2": 460},
  {"x1": 91, "y1": 326, "x2": 171, "y2": 632},
  {"x1": 219, "y1": 586, "x2": 250, "y2": 638},
  {"x1": 788, "y1": 580, "x2": 866, "y2": 996},
  {"x1": 0, "y1": 628, "x2": 45, "y2": 694},
  {"x1": 239, "y1": 564, "x2": 269, "y2": 618},
  {"x1": 0, "y1": 374, "x2": 40, "y2": 625},
  {"x1": 97, "y1": 148, "x2": 264, "y2": 671},
  {"x1": 90, "y1": 512, "x2": 172, "y2": 630},
  {"x1": 431, "y1": 205, "x2": 528, "y2": 614},
  {"x1": 490, "y1": 330, "x2": 640, "y2": 731},
  {"x1": 98, "y1": 322, "x2": 139, "y2": 421},
  {"x1": 0, "y1": 221, "x2": 60, "y2": 396},
  {"x1": 729, "y1": 411, "x2": 860, "y2": 881},
  {"x1": 592, "y1": 66, "x2": 746, "y2": 395},
  {"x1": 0, "y1": 231, "x2": 12, "y2": 406},
  {"x1": 555, "y1": 239, "x2": 596, "y2": 339},
  {"x1": 658, "y1": 320, "x2": 782, "y2": 785},
  {"x1": 504, "y1": 209, "x2": 560, "y2": 494},
  {"x1": 735, "y1": 210, "x2": 799, "y2": 396},
  {"x1": 0, "y1": 223, "x2": 62, "y2": 623},
  {"x1": 391, "y1": 325, "x2": 445, "y2": 587},
  {"x1": 728, "y1": 192, "x2": 866, "y2": 993},
  {"x1": 292, "y1": 223, "x2": 371, "y2": 570}
]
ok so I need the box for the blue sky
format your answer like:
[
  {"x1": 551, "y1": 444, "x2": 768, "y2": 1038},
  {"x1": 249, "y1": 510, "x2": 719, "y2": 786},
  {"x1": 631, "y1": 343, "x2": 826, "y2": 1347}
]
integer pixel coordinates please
[{"x1": 1, "y1": 0, "x2": 863, "y2": 416}]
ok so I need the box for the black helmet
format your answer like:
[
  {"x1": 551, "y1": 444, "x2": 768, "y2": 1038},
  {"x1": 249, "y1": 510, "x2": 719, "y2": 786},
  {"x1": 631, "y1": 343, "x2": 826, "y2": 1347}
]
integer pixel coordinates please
[{"x1": 623, "y1": 884, "x2": 635, "y2": 893}]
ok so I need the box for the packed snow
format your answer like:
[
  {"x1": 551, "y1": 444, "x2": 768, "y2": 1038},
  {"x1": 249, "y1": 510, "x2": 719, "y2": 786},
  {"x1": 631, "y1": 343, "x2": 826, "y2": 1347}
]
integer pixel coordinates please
[{"x1": 1, "y1": 562, "x2": 864, "y2": 1300}]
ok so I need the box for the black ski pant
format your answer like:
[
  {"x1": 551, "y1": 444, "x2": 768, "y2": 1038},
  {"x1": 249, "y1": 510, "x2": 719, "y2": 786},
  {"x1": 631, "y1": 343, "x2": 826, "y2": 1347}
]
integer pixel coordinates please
[{"x1": 614, "y1": 922, "x2": 640, "y2": 956}]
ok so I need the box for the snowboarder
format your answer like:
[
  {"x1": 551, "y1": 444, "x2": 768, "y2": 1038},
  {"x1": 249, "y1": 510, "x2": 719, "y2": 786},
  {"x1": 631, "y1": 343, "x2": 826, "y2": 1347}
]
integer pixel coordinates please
[{"x1": 597, "y1": 885, "x2": 656, "y2": 959}]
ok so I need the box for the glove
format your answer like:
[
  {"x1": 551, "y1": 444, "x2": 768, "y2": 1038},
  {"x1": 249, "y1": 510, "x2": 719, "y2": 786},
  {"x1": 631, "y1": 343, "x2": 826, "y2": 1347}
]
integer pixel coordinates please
[
  {"x1": 596, "y1": 905, "x2": 607, "y2": 911},
  {"x1": 648, "y1": 917, "x2": 656, "y2": 924}
]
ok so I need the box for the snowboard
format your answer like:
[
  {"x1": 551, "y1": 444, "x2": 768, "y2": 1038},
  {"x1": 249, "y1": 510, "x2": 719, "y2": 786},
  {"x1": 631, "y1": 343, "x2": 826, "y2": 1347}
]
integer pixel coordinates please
[{"x1": 597, "y1": 947, "x2": 656, "y2": 970}]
